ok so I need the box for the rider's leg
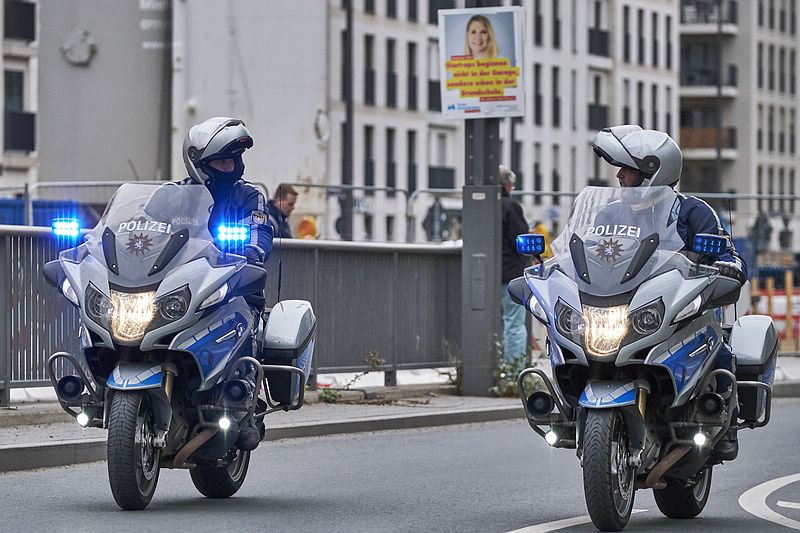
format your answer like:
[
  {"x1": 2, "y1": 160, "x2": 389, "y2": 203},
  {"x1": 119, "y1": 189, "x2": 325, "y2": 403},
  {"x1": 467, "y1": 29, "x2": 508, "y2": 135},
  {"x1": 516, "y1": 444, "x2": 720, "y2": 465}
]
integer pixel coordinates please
[
  {"x1": 710, "y1": 342, "x2": 739, "y2": 462},
  {"x1": 236, "y1": 305, "x2": 266, "y2": 452}
]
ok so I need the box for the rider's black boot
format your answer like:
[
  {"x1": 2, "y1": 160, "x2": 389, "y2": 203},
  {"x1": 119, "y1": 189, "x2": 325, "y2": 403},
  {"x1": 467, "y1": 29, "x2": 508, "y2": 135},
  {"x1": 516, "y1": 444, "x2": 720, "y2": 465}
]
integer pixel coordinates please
[
  {"x1": 710, "y1": 424, "x2": 738, "y2": 462},
  {"x1": 235, "y1": 415, "x2": 264, "y2": 451}
]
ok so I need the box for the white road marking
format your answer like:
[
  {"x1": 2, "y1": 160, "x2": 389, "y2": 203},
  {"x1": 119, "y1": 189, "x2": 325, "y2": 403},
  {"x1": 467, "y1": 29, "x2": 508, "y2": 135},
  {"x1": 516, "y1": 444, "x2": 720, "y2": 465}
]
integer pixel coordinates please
[
  {"x1": 778, "y1": 501, "x2": 800, "y2": 510},
  {"x1": 506, "y1": 509, "x2": 647, "y2": 533},
  {"x1": 739, "y1": 473, "x2": 800, "y2": 530}
]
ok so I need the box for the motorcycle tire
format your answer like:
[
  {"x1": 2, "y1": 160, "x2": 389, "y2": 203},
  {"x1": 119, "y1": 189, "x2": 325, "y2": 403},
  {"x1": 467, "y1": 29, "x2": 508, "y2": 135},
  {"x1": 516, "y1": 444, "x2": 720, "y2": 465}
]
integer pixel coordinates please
[
  {"x1": 583, "y1": 409, "x2": 636, "y2": 532},
  {"x1": 190, "y1": 448, "x2": 251, "y2": 498},
  {"x1": 653, "y1": 467, "x2": 713, "y2": 519},
  {"x1": 107, "y1": 391, "x2": 162, "y2": 510}
]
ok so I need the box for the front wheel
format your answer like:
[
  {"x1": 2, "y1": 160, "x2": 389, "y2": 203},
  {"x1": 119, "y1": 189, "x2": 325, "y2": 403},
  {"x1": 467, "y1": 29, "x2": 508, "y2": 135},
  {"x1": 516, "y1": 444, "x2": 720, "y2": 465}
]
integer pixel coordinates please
[
  {"x1": 582, "y1": 409, "x2": 636, "y2": 532},
  {"x1": 653, "y1": 467, "x2": 713, "y2": 518},
  {"x1": 107, "y1": 391, "x2": 162, "y2": 510},
  {"x1": 190, "y1": 448, "x2": 251, "y2": 498}
]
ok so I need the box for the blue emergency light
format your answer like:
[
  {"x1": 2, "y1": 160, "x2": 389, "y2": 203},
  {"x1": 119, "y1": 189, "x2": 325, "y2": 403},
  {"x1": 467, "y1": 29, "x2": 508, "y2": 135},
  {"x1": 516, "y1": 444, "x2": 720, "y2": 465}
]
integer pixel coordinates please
[
  {"x1": 692, "y1": 233, "x2": 726, "y2": 256},
  {"x1": 51, "y1": 218, "x2": 80, "y2": 238},
  {"x1": 217, "y1": 224, "x2": 249, "y2": 243},
  {"x1": 516, "y1": 234, "x2": 546, "y2": 256}
]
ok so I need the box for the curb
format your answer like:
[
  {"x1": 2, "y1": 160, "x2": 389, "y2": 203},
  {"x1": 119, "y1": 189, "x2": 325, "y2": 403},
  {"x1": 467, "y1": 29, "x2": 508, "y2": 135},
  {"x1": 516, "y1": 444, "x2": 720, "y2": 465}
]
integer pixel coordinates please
[
  {"x1": 774, "y1": 380, "x2": 800, "y2": 398},
  {"x1": 0, "y1": 404, "x2": 522, "y2": 473}
]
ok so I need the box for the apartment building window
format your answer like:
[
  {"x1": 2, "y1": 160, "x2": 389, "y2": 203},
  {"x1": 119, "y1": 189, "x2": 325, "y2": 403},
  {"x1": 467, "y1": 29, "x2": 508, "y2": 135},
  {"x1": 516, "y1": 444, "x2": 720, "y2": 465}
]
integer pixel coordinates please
[
  {"x1": 759, "y1": 0, "x2": 765, "y2": 26},
  {"x1": 758, "y1": 105, "x2": 764, "y2": 150},
  {"x1": 364, "y1": 125, "x2": 375, "y2": 194},
  {"x1": 780, "y1": 0, "x2": 786, "y2": 32},
  {"x1": 769, "y1": 0, "x2": 775, "y2": 29},
  {"x1": 758, "y1": 43, "x2": 764, "y2": 89},
  {"x1": 780, "y1": 47, "x2": 786, "y2": 93},
  {"x1": 637, "y1": 81, "x2": 645, "y2": 127},
  {"x1": 4, "y1": 69, "x2": 35, "y2": 152},
  {"x1": 427, "y1": 40, "x2": 440, "y2": 111},
  {"x1": 365, "y1": 34, "x2": 375, "y2": 105},
  {"x1": 408, "y1": 0, "x2": 417, "y2": 22},
  {"x1": 768, "y1": 106, "x2": 775, "y2": 151},
  {"x1": 386, "y1": 128, "x2": 396, "y2": 196},
  {"x1": 623, "y1": 79, "x2": 631, "y2": 124},
  {"x1": 792, "y1": 49, "x2": 797, "y2": 95},
  {"x1": 652, "y1": 13, "x2": 659, "y2": 68},
  {"x1": 407, "y1": 42, "x2": 418, "y2": 110},
  {"x1": 511, "y1": 120, "x2": 523, "y2": 190},
  {"x1": 386, "y1": 216, "x2": 395, "y2": 241},
  {"x1": 791, "y1": 169, "x2": 797, "y2": 214},
  {"x1": 623, "y1": 6, "x2": 630, "y2": 62},
  {"x1": 571, "y1": 69, "x2": 577, "y2": 130},
  {"x1": 534, "y1": 63, "x2": 543, "y2": 125},
  {"x1": 552, "y1": 66, "x2": 561, "y2": 128},
  {"x1": 340, "y1": 30, "x2": 348, "y2": 101},
  {"x1": 758, "y1": 166, "x2": 764, "y2": 211},
  {"x1": 533, "y1": 143, "x2": 542, "y2": 204},
  {"x1": 791, "y1": 109, "x2": 797, "y2": 154},
  {"x1": 407, "y1": 130, "x2": 417, "y2": 193},
  {"x1": 792, "y1": 0, "x2": 797, "y2": 34},
  {"x1": 534, "y1": 0, "x2": 543, "y2": 46},
  {"x1": 780, "y1": 107, "x2": 786, "y2": 153},
  {"x1": 637, "y1": 9, "x2": 645, "y2": 66},
  {"x1": 364, "y1": 214, "x2": 373, "y2": 240},
  {"x1": 780, "y1": 167, "x2": 786, "y2": 213},
  {"x1": 651, "y1": 84, "x2": 658, "y2": 130},
  {"x1": 428, "y1": 0, "x2": 455, "y2": 25},
  {"x1": 768, "y1": 166, "x2": 775, "y2": 213},
  {"x1": 5, "y1": 70, "x2": 24, "y2": 112},
  {"x1": 552, "y1": 145, "x2": 561, "y2": 205},
  {"x1": 386, "y1": 38, "x2": 397, "y2": 108},
  {"x1": 552, "y1": 0, "x2": 561, "y2": 49},
  {"x1": 365, "y1": 0, "x2": 375, "y2": 15},
  {"x1": 665, "y1": 86, "x2": 672, "y2": 135},
  {"x1": 666, "y1": 16, "x2": 673, "y2": 69},
  {"x1": 768, "y1": 45, "x2": 775, "y2": 91},
  {"x1": 387, "y1": 0, "x2": 396, "y2": 18}
]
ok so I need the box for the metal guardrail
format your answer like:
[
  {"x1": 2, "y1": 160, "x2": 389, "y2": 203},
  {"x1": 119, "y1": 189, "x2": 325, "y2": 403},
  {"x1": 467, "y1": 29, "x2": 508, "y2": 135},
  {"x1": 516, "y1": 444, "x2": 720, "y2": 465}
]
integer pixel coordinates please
[{"x1": 0, "y1": 227, "x2": 461, "y2": 406}]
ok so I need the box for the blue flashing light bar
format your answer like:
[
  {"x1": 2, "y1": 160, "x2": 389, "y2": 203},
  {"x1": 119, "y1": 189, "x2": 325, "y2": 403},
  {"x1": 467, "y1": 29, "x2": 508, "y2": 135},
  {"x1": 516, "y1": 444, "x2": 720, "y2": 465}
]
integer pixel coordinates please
[
  {"x1": 217, "y1": 224, "x2": 249, "y2": 243},
  {"x1": 693, "y1": 233, "x2": 726, "y2": 256},
  {"x1": 51, "y1": 218, "x2": 80, "y2": 238},
  {"x1": 516, "y1": 234, "x2": 546, "y2": 256}
]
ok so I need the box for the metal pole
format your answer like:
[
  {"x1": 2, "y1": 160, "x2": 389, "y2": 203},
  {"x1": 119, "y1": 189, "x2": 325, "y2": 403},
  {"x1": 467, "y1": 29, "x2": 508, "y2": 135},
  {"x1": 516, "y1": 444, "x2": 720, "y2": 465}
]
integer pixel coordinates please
[
  {"x1": 714, "y1": 0, "x2": 723, "y2": 196},
  {"x1": 342, "y1": 0, "x2": 355, "y2": 241},
  {"x1": 0, "y1": 235, "x2": 10, "y2": 407}
]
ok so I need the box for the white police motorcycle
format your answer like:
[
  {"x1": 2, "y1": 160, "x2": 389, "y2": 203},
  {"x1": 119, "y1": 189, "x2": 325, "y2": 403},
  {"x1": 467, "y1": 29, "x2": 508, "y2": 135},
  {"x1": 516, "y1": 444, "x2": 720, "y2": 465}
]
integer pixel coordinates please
[
  {"x1": 44, "y1": 183, "x2": 315, "y2": 510},
  {"x1": 511, "y1": 186, "x2": 776, "y2": 531}
]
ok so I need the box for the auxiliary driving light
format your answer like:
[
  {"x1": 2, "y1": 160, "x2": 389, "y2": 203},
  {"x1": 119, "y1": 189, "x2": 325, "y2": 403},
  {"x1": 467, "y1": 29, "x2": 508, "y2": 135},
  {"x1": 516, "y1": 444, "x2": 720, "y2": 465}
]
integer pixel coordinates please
[
  {"x1": 76, "y1": 412, "x2": 90, "y2": 427},
  {"x1": 693, "y1": 432, "x2": 709, "y2": 447},
  {"x1": 545, "y1": 430, "x2": 559, "y2": 446},
  {"x1": 218, "y1": 416, "x2": 232, "y2": 431}
]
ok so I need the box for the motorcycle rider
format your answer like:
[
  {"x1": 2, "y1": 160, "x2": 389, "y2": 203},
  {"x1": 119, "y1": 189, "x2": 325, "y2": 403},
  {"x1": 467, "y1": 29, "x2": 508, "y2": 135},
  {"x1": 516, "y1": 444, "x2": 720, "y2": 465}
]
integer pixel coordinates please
[
  {"x1": 592, "y1": 125, "x2": 745, "y2": 462},
  {"x1": 182, "y1": 116, "x2": 273, "y2": 451}
]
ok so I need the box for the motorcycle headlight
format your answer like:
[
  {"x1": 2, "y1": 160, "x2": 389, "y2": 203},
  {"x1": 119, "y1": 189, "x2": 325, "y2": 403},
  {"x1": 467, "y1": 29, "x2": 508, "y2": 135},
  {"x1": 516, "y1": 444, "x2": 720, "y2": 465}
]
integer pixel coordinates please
[
  {"x1": 583, "y1": 305, "x2": 629, "y2": 357},
  {"x1": 624, "y1": 299, "x2": 665, "y2": 345},
  {"x1": 555, "y1": 300, "x2": 585, "y2": 344},
  {"x1": 158, "y1": 287, "x2": 190, "y2": 321},
  {"x1": 111, "y1": 290, "x2": 156, "y2": 342},
  {"x1": 85, "y1": 284, "x2": 113, "y2": 327}
]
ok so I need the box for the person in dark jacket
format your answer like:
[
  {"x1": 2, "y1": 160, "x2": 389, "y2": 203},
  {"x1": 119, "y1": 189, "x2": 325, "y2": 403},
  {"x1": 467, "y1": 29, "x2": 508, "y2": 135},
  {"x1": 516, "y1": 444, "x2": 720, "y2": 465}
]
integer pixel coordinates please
[
  {"x1": 267, "y1": 184, "x2": 298, "y2": 239},
  {"x1": 500, "y1": 165, "x2": 530, "y2": 363},
  {"x1": 182, "y1": 116, "x2": 272, "y2": 451},
  {"x1": 592, "y1": 125, "x2": 745, "y2": 462}
]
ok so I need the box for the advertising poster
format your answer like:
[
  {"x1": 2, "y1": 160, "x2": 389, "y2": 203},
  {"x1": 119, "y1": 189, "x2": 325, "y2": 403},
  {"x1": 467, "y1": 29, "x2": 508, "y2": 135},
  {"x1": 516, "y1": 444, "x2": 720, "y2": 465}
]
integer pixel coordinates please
[{"x1": 438, "y1": 7, "x2": 525, "y2": 119}]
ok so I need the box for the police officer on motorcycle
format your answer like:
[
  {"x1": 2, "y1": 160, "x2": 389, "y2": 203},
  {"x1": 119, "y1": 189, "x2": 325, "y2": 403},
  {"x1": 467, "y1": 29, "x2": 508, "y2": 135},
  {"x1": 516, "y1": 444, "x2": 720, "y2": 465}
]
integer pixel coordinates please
[
  {"x1": 182, "y1": 116, "x2": 273, "y2": 451},
  {"x1": 592, "y1": 125, "x2": 745, "y2": 462}
]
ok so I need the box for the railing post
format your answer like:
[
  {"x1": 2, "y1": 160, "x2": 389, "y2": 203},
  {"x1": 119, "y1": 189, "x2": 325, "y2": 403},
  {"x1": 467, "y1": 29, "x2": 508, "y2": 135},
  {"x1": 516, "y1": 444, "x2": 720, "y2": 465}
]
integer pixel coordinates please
[
  {"x1": 0, "y1": 234, "x2": 10, "y2": 407},
  {"x1": 385, "y1": 251, "x2": 398, "y2": 387}
]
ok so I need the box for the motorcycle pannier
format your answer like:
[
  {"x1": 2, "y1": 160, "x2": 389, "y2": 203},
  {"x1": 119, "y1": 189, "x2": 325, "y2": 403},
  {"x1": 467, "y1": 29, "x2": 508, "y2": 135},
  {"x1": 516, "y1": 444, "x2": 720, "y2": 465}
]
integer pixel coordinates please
[
  {"x1": 730, "y1": 315, "x2": 778, "y2": 421},
  {"x1": 261, "y1": 300, "x2": 316, "y2": 405}
]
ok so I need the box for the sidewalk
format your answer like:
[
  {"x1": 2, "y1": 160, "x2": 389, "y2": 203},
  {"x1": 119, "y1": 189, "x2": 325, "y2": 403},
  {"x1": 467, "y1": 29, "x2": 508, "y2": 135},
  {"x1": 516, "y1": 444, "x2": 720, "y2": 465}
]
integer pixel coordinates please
[{"x1": 1, "y1": 356, "x2": 798, "y2": 473}]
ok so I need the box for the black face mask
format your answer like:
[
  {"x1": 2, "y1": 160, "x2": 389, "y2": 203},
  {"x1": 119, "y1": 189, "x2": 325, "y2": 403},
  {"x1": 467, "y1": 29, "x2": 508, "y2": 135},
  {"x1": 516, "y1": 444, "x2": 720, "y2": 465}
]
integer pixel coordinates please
[{"x1": 202, "y1": 157, "x2": 244, "y2": 194}]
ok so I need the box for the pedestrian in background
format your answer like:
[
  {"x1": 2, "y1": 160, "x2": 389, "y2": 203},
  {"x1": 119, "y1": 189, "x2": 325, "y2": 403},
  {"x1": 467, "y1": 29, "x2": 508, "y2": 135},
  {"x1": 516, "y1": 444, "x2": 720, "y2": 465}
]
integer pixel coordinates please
[
  {"x1": 267, "y1": 183, "x2": 298, "y2": 238},
  {"x1": 499, "y1": 165, "x2": 530, "y2": 363}
]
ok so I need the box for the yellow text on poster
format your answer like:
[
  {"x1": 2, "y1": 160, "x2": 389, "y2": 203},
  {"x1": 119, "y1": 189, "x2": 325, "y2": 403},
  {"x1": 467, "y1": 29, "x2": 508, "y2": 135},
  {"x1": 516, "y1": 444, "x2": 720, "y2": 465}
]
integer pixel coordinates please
[{"x1": 444, "y1": 57, "x2": 520, "y2": 99}]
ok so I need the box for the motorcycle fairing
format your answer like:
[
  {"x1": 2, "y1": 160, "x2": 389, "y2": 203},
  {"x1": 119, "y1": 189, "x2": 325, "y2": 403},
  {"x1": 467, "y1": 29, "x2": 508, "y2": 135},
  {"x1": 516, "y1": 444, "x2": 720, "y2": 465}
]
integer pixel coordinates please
[
  {"x1": 579, "y1": 380, "x2": 637, "y2": 408},
  {"x1": 107, "y1": 362, "x2": 163, "y2": 390}
]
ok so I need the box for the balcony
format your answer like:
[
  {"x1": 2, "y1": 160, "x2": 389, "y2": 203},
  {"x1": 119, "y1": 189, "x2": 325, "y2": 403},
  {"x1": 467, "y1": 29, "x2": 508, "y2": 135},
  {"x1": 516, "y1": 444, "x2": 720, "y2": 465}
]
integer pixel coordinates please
[
  {"x1": 680, "y1": 64, "x2": 738, "y2": 97},
  {"x1": 4, "y1": 111, "x2": 35, "y2": 152},
  {"x1": 680, "y1": 127, "x2": 737, "y2": 159},
  {"x1": 588, "y1": 28, "x2": 609, "y2": 57},
  {"x1": 588, "y1": 104, "x2": 609, "y2": 130},
  {"x1": 428, "y1": 166, "x2": 455, "y2": 189},
  {"x1": 4, "y1": 0, "x2": 36, "y2": 42},
  {"x1": 681, "y1": 0, "x2": 738, "y2": 34}
]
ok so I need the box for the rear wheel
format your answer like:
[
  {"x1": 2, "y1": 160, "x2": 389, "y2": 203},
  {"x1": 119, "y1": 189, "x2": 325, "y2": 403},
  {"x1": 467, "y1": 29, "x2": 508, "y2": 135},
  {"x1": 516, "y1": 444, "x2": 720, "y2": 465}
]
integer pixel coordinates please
[
  {"x1": 107, "y1": 391, "x2": 161, "y2": 510},
  {"x1": 653, "y1": 467, "x2": 713, "y2": 518},
  {"x1": 582, "y1": 409, "x2": 636, "y2": 531},
  {"x1": 190, "y1": 448, "x2": 251, "y2": 498}
]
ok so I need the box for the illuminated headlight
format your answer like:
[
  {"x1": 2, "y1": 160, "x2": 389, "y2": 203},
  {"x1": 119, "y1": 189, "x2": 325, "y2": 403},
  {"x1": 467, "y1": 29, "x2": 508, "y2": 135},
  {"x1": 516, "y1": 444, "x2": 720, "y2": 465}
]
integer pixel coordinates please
[
  {"x1": 545, "y1": 430, "x2": 559, "y2": 446},
  {"x1": 583, "y1": 305, "x2": 628, "y2": 357},
  {"x1": 111, "y1": 290, "x2": 156, "y2": 342},
  {"x1": 693, "y1": 432, "x2": 708, "y2": 447},
  {"x1": 76, "y1": 412, "x2": 90, "y2": 427}
]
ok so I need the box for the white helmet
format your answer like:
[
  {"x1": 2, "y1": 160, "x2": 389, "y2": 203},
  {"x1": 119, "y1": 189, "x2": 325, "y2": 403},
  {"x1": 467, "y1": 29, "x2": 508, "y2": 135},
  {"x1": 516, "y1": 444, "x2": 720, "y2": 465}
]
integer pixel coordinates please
[
  {"x1": 591, "y1": 125, "x2": 683, "y2": 187},
  {"x1": 182, "y1": 117, "x2": 253, "y2": 184}
]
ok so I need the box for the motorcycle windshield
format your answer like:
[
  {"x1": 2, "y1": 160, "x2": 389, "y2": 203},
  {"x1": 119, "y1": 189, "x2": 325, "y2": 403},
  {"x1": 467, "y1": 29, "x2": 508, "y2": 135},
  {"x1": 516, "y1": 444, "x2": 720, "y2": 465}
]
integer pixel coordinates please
[
  {"x1": 548, "y1": 186, "x2": 687, "y2": 297},
  {"x1": 77, "y1": 183, "x2": 237, "y2": 288}
]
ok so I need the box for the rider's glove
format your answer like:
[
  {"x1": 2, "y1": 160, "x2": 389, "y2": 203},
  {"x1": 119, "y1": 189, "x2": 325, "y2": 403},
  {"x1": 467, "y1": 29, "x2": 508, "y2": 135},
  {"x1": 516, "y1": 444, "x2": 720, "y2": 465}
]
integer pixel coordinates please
[
  {"x1": 714, "y1": 260, "x2": 746, "y2": 286},
  {"x1": 244, "y1": 244, "x2": 265, "y2": 266}
]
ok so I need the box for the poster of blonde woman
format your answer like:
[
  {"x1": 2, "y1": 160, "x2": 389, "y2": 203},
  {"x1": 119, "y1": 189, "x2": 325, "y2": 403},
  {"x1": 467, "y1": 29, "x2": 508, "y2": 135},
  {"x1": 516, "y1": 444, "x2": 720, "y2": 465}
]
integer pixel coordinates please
[{"x1": 438, "y1": 7, "x2": 524, "y2": 119}]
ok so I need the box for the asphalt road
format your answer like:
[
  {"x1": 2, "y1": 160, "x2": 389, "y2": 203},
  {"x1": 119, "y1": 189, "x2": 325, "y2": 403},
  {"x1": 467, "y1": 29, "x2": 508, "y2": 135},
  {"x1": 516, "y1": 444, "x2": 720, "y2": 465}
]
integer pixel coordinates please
[{"x1": 1, "y1": 399, "x2": 799, "y2": 533}]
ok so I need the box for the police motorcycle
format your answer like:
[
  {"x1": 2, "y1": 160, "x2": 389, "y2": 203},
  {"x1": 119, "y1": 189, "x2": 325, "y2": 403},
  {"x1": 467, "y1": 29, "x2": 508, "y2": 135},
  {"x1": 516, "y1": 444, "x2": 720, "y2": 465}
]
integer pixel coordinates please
[
  {"x1": 510, "y1": 186, "x2": 776, "y2": 531},
  {"x1": 43, "y1": 183, "x2": 316, "y2": 510}
]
